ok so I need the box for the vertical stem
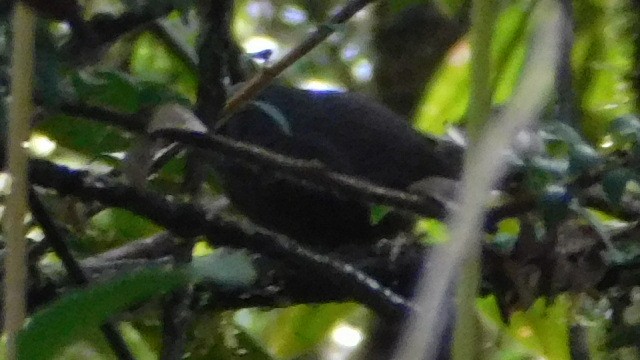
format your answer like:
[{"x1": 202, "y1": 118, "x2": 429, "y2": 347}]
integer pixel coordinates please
[
  {"x1": 4, "y1": 4, "x2": 36, "y2": 360},
  {"x1": 467, "y1": 0, "x2": 498, "y2": 141},
  {"x1": 556, "y1": 0, "x2": 576, "y2": 128},
  {"x1": 453, "y1": 0, "x2": 498, "y2": 359}
]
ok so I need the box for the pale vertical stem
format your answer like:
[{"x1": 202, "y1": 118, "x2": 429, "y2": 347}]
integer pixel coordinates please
[
  {"x1": 452, "y1": 1, "x2": 498, "y2": 359},
  {"x1": 392, "y1": 1, "x2": 562, "y2": 359},
  {"x1": 4, "y1": 4, "x2": 36, "y2": 359}
]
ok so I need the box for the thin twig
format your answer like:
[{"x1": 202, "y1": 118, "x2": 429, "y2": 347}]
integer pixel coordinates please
[
  {"x1": 221, "y1": 0, "x2": 376, "y2": 121},
  {"x1": 28, "y1": 188, "x2": 136, "y2": 360}
]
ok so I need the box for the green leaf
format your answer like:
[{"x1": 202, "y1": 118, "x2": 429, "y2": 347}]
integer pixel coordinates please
[
  {"x1": 492, "y1": 218, "x2": 520, "y2": 250},
  {"x1": 370, "y1": 205, "x2": 392, "y2": 225},
  {"x1": 84, "y1": 208, "x2": 163, "y2": 251},
  {"x1": 130, "y1": 32, "x2": 197, "y2": 101},
  {"x1": 602, "y1": 168, "x2": 635, "y2": 204},
  {"x1": 609, "y1": 114, "x2": 640, "y2": 136},
  {"x1": 528, "y1": 296, "x2": 572, "y2": 360},
  {"x1": 573, "y1": 0, "x2": 636, "y2": 140},
  {"x1": 189, "y1": 251, "x2": 257, "y2": 289},
  {"x1": 538, "y1": 185, "x2": 571, "y2": 228},
  {"x1": 476, "y1": 295, "x2": 507, "y2": 335},
  {"x1": 503, "y1": 296, "x2": 572, "y2": 359},
  {"x1": 137, "y1": 80, "x2": 191, "y2": 109},
  {"x1": 525, "y1": 157, "x2": 568, "y2": 191},
  {"x1": 17, "y1": 269, "x2": 187, "y2": 360},
  {"x1": 36, "y1": 115, "x2": 130, "y2": 157},
  {"x1": 415, "y1": 40, "x2": 470, "y2": 135},
  {"x1": 415, "y1": 218, "x2": 450, "y2": 244},
  {"x1": 72, "y1": 71, "x2": 141, "y2": 113},
  {"x1": 603, "y1": 240, "x2": 640, "y2": 265},
  {"x1": 497, "y1": 217, "x2": 520, "y2": 235},
  {"x1": 415, "y1": 1, "x2": 533, "y2": 135},
  {"x1": 568, "y1": 143, "x2": 602, "y2": 175},
  {"x1": 258, "y1": 304, "x2": 360, "y2": 359},
  {"x1": 188, "y1": 317, "x2": 276, "y2": 360},
  {"x1": 544, "y1": 122, "x2": 585, "y2": 146},
  {"x1": 609, "y1": 114, "x2": 640, "y2": 146}
]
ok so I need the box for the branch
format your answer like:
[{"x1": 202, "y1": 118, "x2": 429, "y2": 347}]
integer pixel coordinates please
[
  {"x1": 56, "y1": 100, "x2": 640, "y2": 234},
  {"x1": 222, "y1": 0, "x2": 376, "y2": 118},
  {"x1": 55, "y1": 101, "x2": 149, "y2": 132},
  {"x1": 28, "y1": 188, "x2": 136, "y2": 360},
  {"x1": 28, "y1": 159, "x2": 412, "y2": 318},
  {"x1": 49, "y1": 101, "x2": 549, "y2": 225},
  {"x1": 155, "y1": 129, "x2": 449, "y2": 219},
  {"x1": 28, "y1": 231, "x2": 425, "y2": 314},
  {"x1": 63, "y1": 3, "x2": 178, "y2": 62}
]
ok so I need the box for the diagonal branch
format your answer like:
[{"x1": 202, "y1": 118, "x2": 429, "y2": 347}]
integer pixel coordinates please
[
  {"x1": 222, "y1": 0, "x2": 376, "y2": 118},
  {"x1": 28, "y1": 188, "x2": 136, "y2": 360},
  {"x1": 29, "y1": 159, "x2": 412, "y2": 318}
]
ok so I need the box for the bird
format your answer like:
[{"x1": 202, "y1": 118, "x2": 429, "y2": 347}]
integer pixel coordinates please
[
  {"x1": 215, "y1": 85, "x2": 463, "y2": 246},
  {"x1": 216, "y1": 85, "x2": 460, "y2": 360}
]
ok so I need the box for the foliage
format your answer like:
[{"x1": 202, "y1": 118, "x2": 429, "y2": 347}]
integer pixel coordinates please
[{"x1": 0, "y1": 0, "x2": 639, "y2": 359}]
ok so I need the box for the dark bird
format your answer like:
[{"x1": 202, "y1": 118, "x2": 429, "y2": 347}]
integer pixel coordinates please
[{"x1": 216, "y1": 85, "x2": 462, "y2": 246}]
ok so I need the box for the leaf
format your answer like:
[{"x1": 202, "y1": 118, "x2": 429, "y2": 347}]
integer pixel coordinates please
[
  {"x1": 17, "y1": 269, "x2": 187, "y2": 360},
  {"x1": 538, "y1": 185, "x2": 571, "y2": 228},
  {"x1": 573, "y1": 0, "x2": 636, "y2": 140},
  {"x1": 415, "y1": 1, "x2": 534, "y2": 135},
  {"x1": 476, "y1": 295, "x2": 507, "y2": 335},
  {"x1": 72, "y1": 71, "x2": 141, "y2": 113},
  {"x1": 137, "y1": 81, "x2": 191, "y2": 109},
  {"x1": 609, "y1": 114, "x2": 640, "y2": 146},
  {"x1": 36, "y1": 115, "x2": 130, "y2": 157},
  {"x1": 609, "y1": 114, "x2": 640, "y2": 136},
  {"x1": 568, "y1": 143, "x2": 602, "y2": 175},
  {"x1": 415, "y1": 218, "x2": 450, "y2": 244},
  {"x1": 492, "y1": 218, "x2": 520, "y2": 250},
  {"x1": 189, "y1": 250, "x2": 257, "y2": 289},
  {"x1": 525, "y1": 157, "x2": 568, "y2": 191},
  {"x1": 415, "y1": 40, "x2": 470, "y2": 135},
  {"x1": 259, "y1": 304, "x2": 360, "y2": 359},
  {"x1": 602, "y1": 168, "x2": 635, "y2": 204},
  {"x1": 603, "y1": 240, "x2": 640, "y2": 265},
  {"x1": 544, "y1": 122, "x2": 586, "y2": 146},
  {"x1": 84, "y1": 209, "x2": 163, "y2": 251},
  {"x1": 527, "y1": 296, "x2": 572, "y2": 360},
  {"x1": 188, "y1": 313, "x2": 276, "y2": 360},
  {"x1": 370, "y1": 205, "x2": 392, "y2": 225},
  {"x1": 502, "y1": 296, "x2": 572, "y2": 359},
  {"x1": 130, "y1": 32, "x2": 197, "y2": 101},
  {"x1": 498, "y1": 217, "x2": 520, "y2": 235}
]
